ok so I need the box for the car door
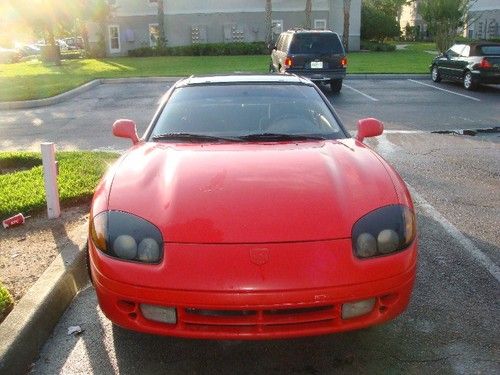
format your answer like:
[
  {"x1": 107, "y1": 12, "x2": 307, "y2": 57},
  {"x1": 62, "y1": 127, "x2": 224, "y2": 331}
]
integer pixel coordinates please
[
  {"x1": 439, "y1": 45, "x2": 464, "y2": 79},
  {"x1": 448, "y1": 44, "x2": 467, "y2": 79}
]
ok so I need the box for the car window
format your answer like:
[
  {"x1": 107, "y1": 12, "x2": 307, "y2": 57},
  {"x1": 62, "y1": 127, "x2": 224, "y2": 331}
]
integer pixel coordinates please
[
  {"x1": 282, "y1": 34, "x2": 292, "y2": 52},
  {"x1": 479, "y1": 45, "x2": 500, "y2": 55},
  {"x1": 461, "y1": 45, "x2": 470, "y2": 57},
  {"x1": 276, "y1": 35, "x2": 284, "y2": 51},
  {"x1": 289, "y1": 34, "x2": 343, "y2": 55},
  {"x1": 449, "y1": 44, "x2": 465, "y2": 57},
  {"x1": 151, "y1": 84, "x2": 344, "y2": 140}
]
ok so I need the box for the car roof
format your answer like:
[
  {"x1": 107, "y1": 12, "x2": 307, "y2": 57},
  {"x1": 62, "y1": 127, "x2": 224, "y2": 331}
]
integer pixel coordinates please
[
  {"x1": 177, "y1": 74, "x2": 314, "y2": 87},
  {"x1": 285, "y1": 29, "x2": 337, "y2": 34}
]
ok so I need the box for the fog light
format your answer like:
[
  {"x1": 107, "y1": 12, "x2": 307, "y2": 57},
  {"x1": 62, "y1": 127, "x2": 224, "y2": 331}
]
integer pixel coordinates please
[
  {"x1": 342, "y1": 298, "x2": 376, "y2": 319},
  {"x1": 140, "y1": 304, "x2": 177, "y2": 324}
]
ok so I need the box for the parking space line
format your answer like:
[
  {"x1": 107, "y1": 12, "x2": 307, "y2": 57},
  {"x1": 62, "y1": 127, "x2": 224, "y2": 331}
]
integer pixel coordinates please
[
  {"x1": 343, "y1": 84, "x2": 379, "y2": 101},
  {"x1": 408, "y1": 79, "x2": 481, "y2": 102},
  {"x1": 410, "y1": 187, "x2": 500, "y2": 283}
]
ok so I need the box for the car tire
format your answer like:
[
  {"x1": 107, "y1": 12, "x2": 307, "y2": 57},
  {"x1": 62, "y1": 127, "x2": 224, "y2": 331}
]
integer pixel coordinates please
[
  {"x1": 431, "y1": 65, "x2": 441, "y2": 82},
  {"x1": 463, "y1": 71, "x2": 477, "y2": 90},
  {"x1": 330, "y1": 79, "x2": 342, "y2": 93}
]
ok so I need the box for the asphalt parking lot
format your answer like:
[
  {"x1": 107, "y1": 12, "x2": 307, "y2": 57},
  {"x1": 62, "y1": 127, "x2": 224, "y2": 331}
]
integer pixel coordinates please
[
  {"x1": 0, "y1": 78, "x2": 499, "y2": 151},
  {"x1": 1, "y1": 78, "x2": 499, "y2": 374}
]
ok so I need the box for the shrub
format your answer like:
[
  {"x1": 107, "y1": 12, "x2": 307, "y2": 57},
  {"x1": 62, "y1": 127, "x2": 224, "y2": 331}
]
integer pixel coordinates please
[
  {"x1": 128, "y1": 42, "x2": 268, "y2": 57},
  {"x1": 360, "y1": 41, "x2": 396, "y2": 52},
  {"x1": 361, "y1": 3, "x2": 400, "y2": 42}
]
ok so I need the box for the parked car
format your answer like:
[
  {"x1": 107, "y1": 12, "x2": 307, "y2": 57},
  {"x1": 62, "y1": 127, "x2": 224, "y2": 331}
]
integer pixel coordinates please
[
  {"x1": 64, "y1": 37, "x2": 84, "y2": 50},
  {"x1": 270, "y1": 29, "x2": 347, "y2": 92},
  {"x1": 430, "y1": 42, "x2": 500, "y2": 90},
  {"x1": 0, "y1": 47, "x2": 21, "y2": 64},
  {"x1": 18, "y1": 44, "x2": 41, "y2": 57},
  {"x1": 88, "y1": 74, "x2": 417, "y2": 340}
]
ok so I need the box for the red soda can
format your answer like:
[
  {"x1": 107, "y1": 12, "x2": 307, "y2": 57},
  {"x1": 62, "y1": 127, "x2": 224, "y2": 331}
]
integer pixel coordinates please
[{"x1": 2, "y1": 213, "x2": 27, "y2": 229}]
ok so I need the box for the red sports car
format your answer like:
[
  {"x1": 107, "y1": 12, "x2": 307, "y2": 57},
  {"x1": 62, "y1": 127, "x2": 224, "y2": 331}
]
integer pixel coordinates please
[{"x1": 88, "y1": 75, "x2": 417, "y2": 339}]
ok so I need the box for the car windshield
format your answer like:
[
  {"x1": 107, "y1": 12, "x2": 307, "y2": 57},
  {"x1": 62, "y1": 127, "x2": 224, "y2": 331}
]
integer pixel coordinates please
[
  {"x1": 150, "y1": 83, "x2": 344, "y2": 141},
  {"x1": 479, "y1": 45, "x2": 500, "y2": 55},
  {"x1": 289, "y1": 34, "x2": 343, "y2": 55}
]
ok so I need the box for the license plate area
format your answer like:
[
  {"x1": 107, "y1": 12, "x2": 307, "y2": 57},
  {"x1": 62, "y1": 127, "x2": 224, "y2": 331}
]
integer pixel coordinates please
[{"x1": 310, "y1": 61, "x2": 323, "y2": 69}]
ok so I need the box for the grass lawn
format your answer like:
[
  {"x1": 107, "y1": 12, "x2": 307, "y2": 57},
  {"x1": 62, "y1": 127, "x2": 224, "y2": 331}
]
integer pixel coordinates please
[
  {"x1": 0, "y1": 43, "x2": 438, "y2": 102},
  {"x1": 0, "y1": 282, "x2": 13, "y2": 323},
  {"x1": 0, "y1": 151, "x2": 118, "y2": 218}
]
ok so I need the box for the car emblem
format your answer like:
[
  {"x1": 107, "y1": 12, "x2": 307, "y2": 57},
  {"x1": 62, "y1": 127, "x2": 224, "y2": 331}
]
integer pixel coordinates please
[{"x1": 250, "y1": 248, "x2": 270, "y2": 265}]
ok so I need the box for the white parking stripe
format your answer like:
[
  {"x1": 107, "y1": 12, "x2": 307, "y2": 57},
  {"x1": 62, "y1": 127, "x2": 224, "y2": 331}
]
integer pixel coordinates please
[
  {"x1": 410, "y1": 187, "x2": 500, "y2": 283},
  {"x1": 408, "y1": 79, "x2": 481, "y2": 102},
  {"x1": 343, "y1": 84, "x2": 379, "y2": 101}
]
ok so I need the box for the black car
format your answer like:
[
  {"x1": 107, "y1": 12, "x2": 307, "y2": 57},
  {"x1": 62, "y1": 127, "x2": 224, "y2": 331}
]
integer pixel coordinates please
[
  {"x1": 430, "y1": 42, "x2": 500, "y2": 90},
  {"x1": 270, "y1": 29, "x2": 347, "y2": 92}
]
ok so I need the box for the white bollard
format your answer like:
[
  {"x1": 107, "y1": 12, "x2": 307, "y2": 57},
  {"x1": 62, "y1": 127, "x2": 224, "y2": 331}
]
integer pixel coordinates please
[{"x1": 41, "y1": 142, "x2": 61, "y2": 219}]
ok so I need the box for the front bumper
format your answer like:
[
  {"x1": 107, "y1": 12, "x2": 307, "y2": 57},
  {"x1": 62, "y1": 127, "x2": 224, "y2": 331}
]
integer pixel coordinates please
[{"x1": 90, "y1": 239, "x2": 417, "y2": 339}]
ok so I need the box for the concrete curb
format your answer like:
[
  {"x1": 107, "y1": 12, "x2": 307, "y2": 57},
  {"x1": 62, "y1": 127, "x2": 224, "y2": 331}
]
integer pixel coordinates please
[
  {"x1": 0, "y1": 77, "x2": 184, "y2": 110},
  {"x1": 0, "y1": 74, "x2": 429, "y2": 110},
  {"x1": 0, "y1": 225, "x2": 89, "y2": 375}
]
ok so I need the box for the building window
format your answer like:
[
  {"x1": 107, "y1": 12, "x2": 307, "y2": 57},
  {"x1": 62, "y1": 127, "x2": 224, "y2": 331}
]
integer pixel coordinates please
[
  {"x1": 149, "y1": 23, "x2": 160, "y2": 47},
  {"x1": 314, "y1": 19, "x2": 327, "y2": 30},
  {"x1": 272, "y1": 19, "x2": 283, "y2": 36},
  {"x1": 108, "y1": 25, "x2": 120, "y2": 53}
]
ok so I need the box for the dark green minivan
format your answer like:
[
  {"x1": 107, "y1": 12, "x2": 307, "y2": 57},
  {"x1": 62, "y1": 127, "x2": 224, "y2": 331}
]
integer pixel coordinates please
[{"x1": 270, "y1": 29, "x2": 347, "y2": 92}]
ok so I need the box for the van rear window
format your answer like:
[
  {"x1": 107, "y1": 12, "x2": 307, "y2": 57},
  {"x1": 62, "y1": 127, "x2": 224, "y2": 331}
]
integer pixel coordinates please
[{"x1": 289, "y1": 34, "x2": 343, "y2": 55}]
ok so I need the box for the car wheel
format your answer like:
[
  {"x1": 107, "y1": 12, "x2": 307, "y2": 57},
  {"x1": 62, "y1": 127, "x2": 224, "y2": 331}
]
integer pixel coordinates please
[
  {"x1": 431, "y1": 65, "x2": 441, "y2": 82},
  {"x1": 330, "y1": 79, "x2": 342, "y2": 93},
  {"x1": 463, "y1": 71, "x2": 476, "y2": 90}
]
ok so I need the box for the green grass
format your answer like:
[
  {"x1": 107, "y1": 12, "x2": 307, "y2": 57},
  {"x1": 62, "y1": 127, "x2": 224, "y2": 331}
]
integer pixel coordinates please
[
  {"x1": 348, "y1": 42, "x2": 437, "y2": 73},
  {"x1": 0, "y1": 282, "x2": 14, "y2": 323},
  {"x1": 0, "y1": 151, "x2": 118, "y2": 217},
  {"x1": 0, "y1": 43, "x2": 439, "y2": 102},
  {"x1": 0, "y1": 55, "x2": 269, "y2": 102}
]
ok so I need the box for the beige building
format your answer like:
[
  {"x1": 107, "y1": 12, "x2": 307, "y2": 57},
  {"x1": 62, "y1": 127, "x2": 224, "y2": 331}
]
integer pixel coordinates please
[
  {"x1": 89, "y1": 0, "x2": 362, "y2": 56},
  {"x1": 399, "y1": 0, "x2": 428, "y2": 40}
]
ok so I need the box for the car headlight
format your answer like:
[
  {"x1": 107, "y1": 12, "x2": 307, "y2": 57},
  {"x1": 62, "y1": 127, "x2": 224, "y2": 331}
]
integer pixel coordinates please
[
  {"x1": 90, "y1": 211, "x2": 163, "y2": 264},
  {"x1": 352, "y1": 205, "x2": 416, "y2": 259}
]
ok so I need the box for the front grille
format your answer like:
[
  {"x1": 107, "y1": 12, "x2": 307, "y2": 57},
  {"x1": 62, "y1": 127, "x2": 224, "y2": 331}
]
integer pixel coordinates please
[{"x1": 180, "y1": 304, "x2": 337, "y2": 331}]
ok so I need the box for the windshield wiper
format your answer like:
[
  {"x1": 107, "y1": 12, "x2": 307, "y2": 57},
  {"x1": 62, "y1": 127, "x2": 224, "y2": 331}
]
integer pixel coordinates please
[
  {"x1": 237, "y1": 133, "x2": 327, "y2": 141},
  {"x1": 152, "y1": 132, "x2": 240, "y2": 142}
]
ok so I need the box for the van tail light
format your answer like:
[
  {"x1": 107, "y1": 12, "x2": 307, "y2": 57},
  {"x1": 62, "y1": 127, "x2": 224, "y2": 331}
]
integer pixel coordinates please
[
  {"x1": 341, "y1": 57, "x2": 348, "y2": 67},
  {"x1": 284, "y1": 56, "x2": 293, "y2": 68},
  {"x1": 479, "y1": 58, "x2": 492, "y2": 69}
]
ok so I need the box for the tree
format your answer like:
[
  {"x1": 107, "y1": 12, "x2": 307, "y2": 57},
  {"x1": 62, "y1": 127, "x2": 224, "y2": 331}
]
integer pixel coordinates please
[
  {"x1": 419, "y1": 0, "x2": 469, "y2": 52},
  {"x1": 6, "y1": 0, "x2": 75, "y2": 64},
  {"x1": 157, "y1": 0, "x2": 166, "y2": 48},
  {"x1": 366, "y1": 0, "x2": 412, "y2": 24},
  {"x1": 361, "y1": 2, "x2": 400, "y2": 42},
  {"x1": 265, "y1": 0, "x2": 272, "y2": 45},
  {"x1": 305, "y1": 0, "x2": 312, "y2": 29},
  {"x1": 343, "y1": 0, "x2": 352, "y2": 51}
]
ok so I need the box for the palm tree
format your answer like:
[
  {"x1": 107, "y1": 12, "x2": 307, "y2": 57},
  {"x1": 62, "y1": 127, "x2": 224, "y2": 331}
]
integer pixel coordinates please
[
  {"x1": 305, "y1": 0, "x2": 312, "y2": 29},
  {"x1": 265, "y1": 0, "x2": 272, "y2": 45},
  {"x1": 157, "y1": 0, "x2": 166, "y2": 48},
  {"x1": 343, "y1": 0, "x2": 352, "y2": 51}
]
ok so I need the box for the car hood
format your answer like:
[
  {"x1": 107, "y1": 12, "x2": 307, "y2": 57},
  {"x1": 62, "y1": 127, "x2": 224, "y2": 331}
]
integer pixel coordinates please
[{"x1": 107, "y1": 140, "x2": 399, "y2": 243}]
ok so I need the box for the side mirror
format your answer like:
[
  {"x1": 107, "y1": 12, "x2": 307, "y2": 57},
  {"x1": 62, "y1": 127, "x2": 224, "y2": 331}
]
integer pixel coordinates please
[
  {"x1": 112, "y1": 119, "x2": 139, "y2": 145},
  {"x1": 355, "y1": 118, "x2": 384, "y2": 143}
]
